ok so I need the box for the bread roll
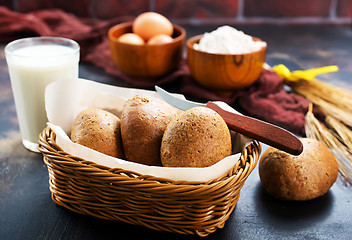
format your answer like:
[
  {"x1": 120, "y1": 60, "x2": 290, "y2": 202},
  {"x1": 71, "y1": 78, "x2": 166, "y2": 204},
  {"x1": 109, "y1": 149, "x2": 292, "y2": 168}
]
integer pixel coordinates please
[
  {"x1": 120, "y1": 95, "x2": 178, "y2": 166},
  {"x1": 161, "y1": 107, "x2": 232, "y2": 167},
  {"x1": 71, "y1": 108, "x2": 124, "y2": 158},
  {"x1": 259, "y1": 138, "x2": 338, "y2": 201}
]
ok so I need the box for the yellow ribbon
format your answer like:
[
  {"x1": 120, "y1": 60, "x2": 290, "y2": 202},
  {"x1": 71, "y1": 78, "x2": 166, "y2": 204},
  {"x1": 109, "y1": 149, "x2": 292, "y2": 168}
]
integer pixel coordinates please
[{"x1": 272, "y1": 64, "x2": 339, "y2": 82}]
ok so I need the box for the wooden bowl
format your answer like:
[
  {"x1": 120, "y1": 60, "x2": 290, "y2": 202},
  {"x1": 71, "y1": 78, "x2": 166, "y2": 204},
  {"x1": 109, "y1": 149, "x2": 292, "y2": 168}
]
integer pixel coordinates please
[
  {"x1": 108, "y1": 22, "x2": 185, "y2": 80},
  {"x1": 187, "y1": 35, "x2": 267, "y2": 93}
]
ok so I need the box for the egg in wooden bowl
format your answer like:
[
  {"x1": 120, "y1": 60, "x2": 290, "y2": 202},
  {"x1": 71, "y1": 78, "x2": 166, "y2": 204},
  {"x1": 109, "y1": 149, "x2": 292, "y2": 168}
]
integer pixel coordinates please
[
  {"x1": 187, "y1": 26, "x2": 267, "y2": 96},
  {"x1": 108, "y1": 12, "x2": 186, "y2": 80}
]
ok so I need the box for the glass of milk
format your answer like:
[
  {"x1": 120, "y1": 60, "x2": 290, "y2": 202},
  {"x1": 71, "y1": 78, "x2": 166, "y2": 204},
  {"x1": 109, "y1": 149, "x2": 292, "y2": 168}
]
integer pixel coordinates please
[{"x1": 5, "y1": 37, "x2": 80, "y2": 152}]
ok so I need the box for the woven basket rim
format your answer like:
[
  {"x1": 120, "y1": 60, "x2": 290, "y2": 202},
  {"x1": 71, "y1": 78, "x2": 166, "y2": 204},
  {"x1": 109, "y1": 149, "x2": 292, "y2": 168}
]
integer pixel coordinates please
[{"x1": 39, "y1": 126, "x2": 260, "y2": 185}]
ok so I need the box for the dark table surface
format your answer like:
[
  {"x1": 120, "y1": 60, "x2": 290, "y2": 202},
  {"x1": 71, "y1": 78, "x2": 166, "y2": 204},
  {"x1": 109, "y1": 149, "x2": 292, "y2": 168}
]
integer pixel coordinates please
[{"x1": 1, "y1": 25, "x2": 352, "y2": 240}]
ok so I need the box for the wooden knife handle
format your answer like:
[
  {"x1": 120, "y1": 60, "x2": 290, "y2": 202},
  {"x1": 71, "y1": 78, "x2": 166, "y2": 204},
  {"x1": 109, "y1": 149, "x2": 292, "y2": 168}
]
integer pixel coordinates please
[{"x1": 205, "y1": 101, "x2": 303, "y2": 155}]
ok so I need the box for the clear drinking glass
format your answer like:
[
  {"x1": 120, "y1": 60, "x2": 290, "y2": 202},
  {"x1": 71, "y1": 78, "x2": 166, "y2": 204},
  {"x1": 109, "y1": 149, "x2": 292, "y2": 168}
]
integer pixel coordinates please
[{"x1": 5, "y1": 37, "x2": 80, "y2": 152}]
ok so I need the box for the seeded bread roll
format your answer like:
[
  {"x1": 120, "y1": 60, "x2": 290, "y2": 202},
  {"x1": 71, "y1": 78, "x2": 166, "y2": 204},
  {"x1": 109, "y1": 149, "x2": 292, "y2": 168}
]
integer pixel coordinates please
[
  {"x1": 161, "y1": 107, "x2": 232, "y2": 168},
  {"x1": 120, "y1": 95, "x2": 179, "y2": 166},
  {"x1": 259, "y1": 138, "x2": 338, "y2": 201},
  {"x1": 71, "y1": 108, "x2": 124, "y2": 158}
]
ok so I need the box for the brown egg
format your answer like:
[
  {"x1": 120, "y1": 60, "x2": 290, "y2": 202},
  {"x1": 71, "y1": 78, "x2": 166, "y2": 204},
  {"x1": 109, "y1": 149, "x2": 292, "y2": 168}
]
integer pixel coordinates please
[
  {"x1": 118, "y1": 33, "x2": 145, "y2": 45},
  {"x1": 133, "y1": 12, "x2": 173, "y2": 41},
  {"x1": 147, "y1": 34, "x2": 174, "y2": 45}
]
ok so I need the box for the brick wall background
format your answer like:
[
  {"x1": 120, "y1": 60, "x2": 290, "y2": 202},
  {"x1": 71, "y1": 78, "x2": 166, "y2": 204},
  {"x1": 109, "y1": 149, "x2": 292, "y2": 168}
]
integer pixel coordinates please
[{"x1": 1, "y1": 0, "x2": 351, "y2": 25}]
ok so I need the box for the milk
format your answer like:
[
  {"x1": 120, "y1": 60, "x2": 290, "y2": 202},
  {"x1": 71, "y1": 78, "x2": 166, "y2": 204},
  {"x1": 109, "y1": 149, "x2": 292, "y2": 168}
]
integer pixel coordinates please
[{"x1": 6, "y1": 38, "x2": 79, "y2": 152}]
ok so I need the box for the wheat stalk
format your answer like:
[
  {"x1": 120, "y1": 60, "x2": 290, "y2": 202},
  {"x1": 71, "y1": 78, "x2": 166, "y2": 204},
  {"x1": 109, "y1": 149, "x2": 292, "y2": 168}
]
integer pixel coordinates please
[
  {"x1": 305, "y1": 105, "x2": 352, "y2": 185},
  {"x1": 288, "y1": 78, "x2": 352, "y2": 127}
]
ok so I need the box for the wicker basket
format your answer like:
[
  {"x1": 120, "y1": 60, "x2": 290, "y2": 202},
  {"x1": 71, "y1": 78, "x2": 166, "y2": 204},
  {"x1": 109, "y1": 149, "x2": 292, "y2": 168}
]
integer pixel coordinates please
[{"x1": 38, "y1": 126, "x2": 261, "y2": 237}]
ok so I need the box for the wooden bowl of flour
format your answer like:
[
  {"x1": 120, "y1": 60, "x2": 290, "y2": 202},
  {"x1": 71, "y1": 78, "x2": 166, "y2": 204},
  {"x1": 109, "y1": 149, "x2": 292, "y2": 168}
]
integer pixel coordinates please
[{"x1": 187, "y1": 35, "x2": 267, "y2": 94}]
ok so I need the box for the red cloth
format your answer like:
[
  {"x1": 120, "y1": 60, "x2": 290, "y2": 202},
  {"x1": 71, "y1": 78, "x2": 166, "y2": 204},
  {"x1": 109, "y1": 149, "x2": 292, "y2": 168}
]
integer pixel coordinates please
[
  {"x1": 0, "y1": 7, "x2": 322, "y2": 136},
  {"x1": 0, "y1": 7, "x2": 131, "y2": 60}
]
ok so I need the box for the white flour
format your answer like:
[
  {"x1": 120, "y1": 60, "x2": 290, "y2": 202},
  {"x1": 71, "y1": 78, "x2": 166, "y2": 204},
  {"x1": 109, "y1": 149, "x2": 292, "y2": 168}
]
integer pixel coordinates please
[{"x1": 193, "y1": 26, "x2": 266, "y2": 54}]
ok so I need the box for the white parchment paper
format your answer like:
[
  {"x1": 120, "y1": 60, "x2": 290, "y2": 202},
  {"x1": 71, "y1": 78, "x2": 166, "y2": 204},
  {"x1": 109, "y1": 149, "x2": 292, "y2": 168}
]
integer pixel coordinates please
[{"x1": 45, "y1": 78, "x2": 253, "y2": 182}]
